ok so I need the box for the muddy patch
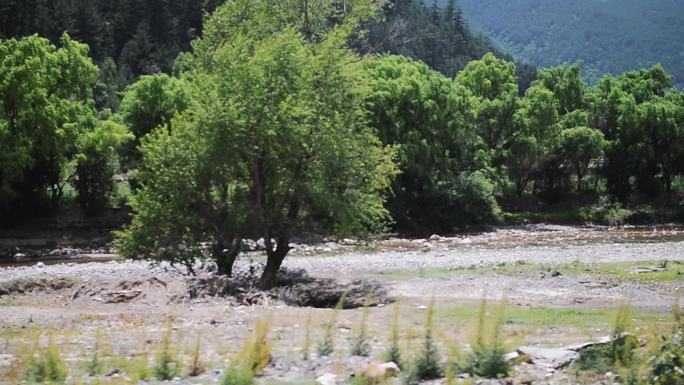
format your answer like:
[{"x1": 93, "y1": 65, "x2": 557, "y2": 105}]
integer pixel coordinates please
[{"x1": 187, "y1": 268, "x2": 390, "y2": 308}]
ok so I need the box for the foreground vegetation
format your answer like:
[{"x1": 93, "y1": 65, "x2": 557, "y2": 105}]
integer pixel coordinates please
[
  {"x1": 2, "y1": 0, "x2": 684, "y2": 285},
  {"x1": 2, "y1": 298, "x2": 683, "y2": 384}
]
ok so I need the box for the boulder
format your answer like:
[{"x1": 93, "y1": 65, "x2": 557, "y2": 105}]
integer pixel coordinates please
[
  {"x1": 316, "y1": 373, "x2": 338, "y2": 385},
  {"x1": 516, "y1": 346, "x2": 579, "y2": 369},
  {"x1": 358, "y1": 362, "x2": 400, "y2": 383}
]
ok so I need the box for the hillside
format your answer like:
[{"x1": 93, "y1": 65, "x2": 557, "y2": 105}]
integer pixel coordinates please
[{"x1": 443, "y1": 0, "x2": 684, "y2": 86}]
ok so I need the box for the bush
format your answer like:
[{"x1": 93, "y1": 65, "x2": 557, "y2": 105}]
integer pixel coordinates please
[
  {"x1": 222, "y1": 366, "x2": 256, "y2": 385},
  {"x1": 649, "y1": 300, "x2": 684, "y2": 385},
  {"x1": 350, "y1": 296, "x2": 372, "y2": 357},
  {"x1": 385, "y1": 302, "x2": 403, "y2": 368},
  {"x1": 23, "y1": 334, "x2": 67, "y2": 384},
  {"x1": 462, "y1": 298, "x2": 510, "y2": 379},
  {"x1": 153, "y1": 320, "x2": 182, "y2": 380},
  {"x1": 410, "y1": 297, "x2": 442, "y2": 381}
]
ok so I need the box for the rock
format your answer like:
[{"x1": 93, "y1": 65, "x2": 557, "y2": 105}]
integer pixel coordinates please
[
  {"x1": 339, "y1": 238, "x2": 357, "y2": 245},
  {"x1": 35, "y1": 262, "x2": 45, "y2": 268},
  {"x1": 256, "y1": 238, "x2": 266, "y2": 250},
  {"x1": 517, "y1": 346, "x2": 579, "y2": 369},
  {"x1": 429, "y1": 234, "x2": 442, "y2": 241},
  {"x1": 242, "y1": 239, "x2": 257, "y2": 252},
  {"x1": 515, "y1": 376, "x2": 533, "y2": 385},
  {"x1": 504, "y1": 351, "x2": 520, "y2": 361},
  {"x1": 316, "y1": 373, "x2": 338, "y2": 385},
  {"x1": 358, "y1": 362, "x2": 400, "y2": 382},
  {"x1": 417, "y1": 305, "x2": 427, "y2": 310}
]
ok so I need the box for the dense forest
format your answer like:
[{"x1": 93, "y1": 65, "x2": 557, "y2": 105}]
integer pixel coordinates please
[
  {"x1": 1, "y1": 0, "x2": 684, "y2": 285},
  {"x1": 448, "y1": 0, "x2": 684, "y2": 87}
]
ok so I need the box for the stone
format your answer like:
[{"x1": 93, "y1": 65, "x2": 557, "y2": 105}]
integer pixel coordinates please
[
  {"x1": 35, "y1": 261, "x2": 45, "y2": 268},
  {"x1": 517, "y1": 346, "x2": 579, "y2": 369},
  {"x1": 358, "y1": 362, "x2": 400, "y2": 382},
  {"x1": 316, "y1": 373, "x2": 338, "y2": 385},
  {"x1": 429, "y1": 234, "x2": 442, "y2": 241},
  {"x1": 242, "y1": 239, "x2": 257, "y2": 252}
]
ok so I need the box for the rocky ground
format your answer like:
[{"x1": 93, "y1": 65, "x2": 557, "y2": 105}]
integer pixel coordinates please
[{"x1": 0, "y1": 224, "x2": 683, "y2": 384}]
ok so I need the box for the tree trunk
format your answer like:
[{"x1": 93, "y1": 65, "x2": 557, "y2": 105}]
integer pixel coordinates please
[
  {"x1": 258, "y1": 237, "x2": 290, "y2": 290},
  {"x1": 214, "y1": 239, "x2": 241, "y2": 277}
]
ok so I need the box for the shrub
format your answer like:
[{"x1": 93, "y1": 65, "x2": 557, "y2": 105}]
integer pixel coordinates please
[
  {"x1": 385, "y1": 301, "x2": 402, "y2": 367},
  {"x1": 462, "y1": 298, "x2": 510, "y2": 379},
  {"x1": 350, "y1": 295, "x2": 372, "y2": 357},
  {"x1": 317, "y1": 292, "x2": 348, "y2": 357},
  {"x1": 23, "y1": 334, "x2": 68, "y2": 384},
  {"x1": 189, "y1": 336, "x2": 205, "y2": 377},
  {"x1": 649, "y1": 299, "x2": 684, "y2": 385},
  {"x1": 236, "y1": 317, "x2": 273, "y2": 375},
  {"x1": 222, "y1": 366, "x2": 256, "y2": 385},
  {"x1": 85, "y1": 335, "x2": 104, "y2": 376},
  {"x1": 411, "y1": 297, "x2": 442, "y2": 381},
  {"x1": 574, "y1": 302, "x2": 638, "y2": 373},
  {"x1": 153, "y1": 319, "x2": 182, "y2": 380}
]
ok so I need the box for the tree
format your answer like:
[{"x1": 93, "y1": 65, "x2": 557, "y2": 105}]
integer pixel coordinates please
[
  {"x1": 456, "y1": 53, "x2": 519, "y2": 151},
  {"x1": 558, "y1": 127, "x2": 605, "y2": 192},
  {"x1": 73, "y1": 113, "x2": 133, "y2": 211},
  {"x1": 118, "y1": 73, "x2": 193, "y2": 170},
  {"x1": 116, "y1": 0, "x2": 397, "y2": 289},
  {"x1": 362, "y1": 54, "x2": 499, "y2": 232},
  {"x1": 0, "y1": 33, "x2": 99, "y2": 217}
]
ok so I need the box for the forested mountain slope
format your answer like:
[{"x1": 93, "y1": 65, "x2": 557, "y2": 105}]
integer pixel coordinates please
[{"x1": 443, "y1": 0, "x2": 684, "y2": 87}]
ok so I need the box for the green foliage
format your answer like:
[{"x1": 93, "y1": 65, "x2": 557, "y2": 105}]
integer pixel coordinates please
[
  {"x1": 363, "y1": 54, "x2": 499, "y2": 232},
  {"x1": 236, "y1": 317, "x2": 273, "y2": 376},
  {"x1": 73, "y1": 115, "x2": 133, "y2": 211},
  {"x1": 23, "y1": 334, "x2": 67, "y2": 384},
  {"x1": 85, "y1": 335, "x2": 104, "y2": 376},
  {"x1": 648, "y1": 300, "x2": 684, "y2": 385},
  {"x1": 0, "y1": 33, "x2": 99, "y2": 217},
  {"x1": 462, "y1": 298, "x2": 510, "y2": 379},
  {"x1": 385, "y1": 302, "x2": 403, "y2": 367},
  {"x1": 317, "y1": 292, "x2": 348, "y2": 357},
  {"x1": 411, "y1": 297, "x2": 442, "y2": 381},
  {"x1": 350, "y1": 296, "x2": 372, "y2": 357},
  {"x1": 118, "y1": 73, "x2": 193, "y2": 170},
  {"x1": 222, "y1": 366, "x2": 256, "y2": 385},
  {"x1": 118, "y1": 1, "x2": 397, "y2": 287},
  {"x1": 153, "y1": 320, "x2": 182, "y2": 381},
  {"x1": 558, "y1": 126, "x2": 606, "y2": 191}
]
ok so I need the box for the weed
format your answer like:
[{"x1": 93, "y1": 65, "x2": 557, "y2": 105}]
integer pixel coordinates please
[
  {"x1": 648, "y1": 296, "x2": 684, "y2": 385},
  {"x1": 23, "y1": 333, "x2": 68, "y2": 384},
  {"x1": 153, "y1": 318, "x2": 182, "y2": 380},
  {"x1": 303, "y1": 313, "x2": 312, "y2": 361},
  {"x1": 189, "y1": 335, "x2": 205, "y2": 377},
  {"x1": 350, "y1": 295, "x2": 372, "y2": 357},
  {"x1": 222, "y1": 366, "x2": 256, "y2": 385},
  {"x1": 462, "y1": 297, "x2": 510, "y2": 379},
  {"x1": 129, "y1": 352, "x2": 152, "y2": 382},
  {"x1": 85, "y1": 333, "x2": 104, "y2": 376},
  {"x1": 236, "y1": 317, "x2": 273, "y2": 375},
  {"x1": 317, "y1": 291, "x2": 348, "y2": 357},
  {"x1": 385, "y1": 301, "x2": 402, "y2": 367},
  {"x1": 411, "y1": 296, "x2": 442, "y2": 381}
]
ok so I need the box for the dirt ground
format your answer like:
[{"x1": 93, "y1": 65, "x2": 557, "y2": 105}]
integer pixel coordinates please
[{"x1": 0, "y1": 224, "x2": 683, "y2": 384}]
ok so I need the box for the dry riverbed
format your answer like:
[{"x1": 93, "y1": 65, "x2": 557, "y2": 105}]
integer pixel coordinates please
[{"x1": 0, "y1": 225, "x2": 683, "y2": 384}]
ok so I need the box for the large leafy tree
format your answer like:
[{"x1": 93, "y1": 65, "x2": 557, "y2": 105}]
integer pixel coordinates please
[
  {"x1": 456, "y1": 53, "x2": 518, "y2": 152},
  {"x1": 0, "y1": 34, "x2": 100, "y2": 216},
  {"x1": 557, "y1": 127, "x2": 606, "y2": 192},
  {"x1": 118, "y1": 73, "x2": 193, "y2": 170},
  {"x1": 116, "y1": 0, "x2": 397, "y2": 288},
  {"x1": 362, "y1": 55, "x2": 499, "y2": 232}
]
